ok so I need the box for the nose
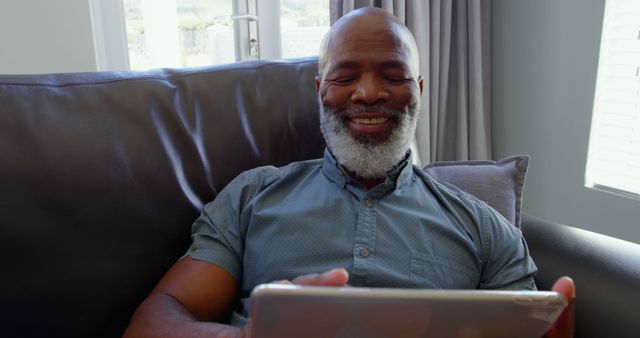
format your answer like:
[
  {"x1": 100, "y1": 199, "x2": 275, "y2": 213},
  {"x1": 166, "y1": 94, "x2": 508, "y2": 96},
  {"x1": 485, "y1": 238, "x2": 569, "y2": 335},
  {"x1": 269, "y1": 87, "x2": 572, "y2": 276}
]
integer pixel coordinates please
[{"x1": 351, "y1": 73, "x2": 389, "y2": 105}]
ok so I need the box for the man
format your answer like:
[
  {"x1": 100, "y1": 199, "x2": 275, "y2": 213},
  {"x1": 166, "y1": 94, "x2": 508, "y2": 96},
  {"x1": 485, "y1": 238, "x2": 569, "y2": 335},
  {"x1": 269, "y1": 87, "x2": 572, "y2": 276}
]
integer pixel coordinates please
[{"x1": 124, "y1": 7, "x2": 574, "y2": 338}]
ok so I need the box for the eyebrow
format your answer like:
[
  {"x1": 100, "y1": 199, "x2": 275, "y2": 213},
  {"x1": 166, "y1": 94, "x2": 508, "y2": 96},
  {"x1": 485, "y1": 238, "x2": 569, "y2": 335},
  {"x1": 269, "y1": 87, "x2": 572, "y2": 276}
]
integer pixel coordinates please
[
  {"x1": 379, "y1": 60, "x2": 410, "y2": 72},
  {"x1": 330, "y1": 60, "x2": 359, "y2": 72},
  {"x1": 329, "y1": 59, "x2": 410, "y2": 73}
]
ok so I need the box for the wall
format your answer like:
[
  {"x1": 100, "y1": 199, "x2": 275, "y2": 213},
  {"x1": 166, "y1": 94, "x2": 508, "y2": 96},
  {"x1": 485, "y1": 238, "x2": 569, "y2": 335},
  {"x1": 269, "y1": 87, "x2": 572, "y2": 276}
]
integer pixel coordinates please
[
  {"x1": 0, "y1": 0, "x2": 97, "y2": 74},
  {"x1": 492, "y1": 0, "x2": 640, "y2": 243}
]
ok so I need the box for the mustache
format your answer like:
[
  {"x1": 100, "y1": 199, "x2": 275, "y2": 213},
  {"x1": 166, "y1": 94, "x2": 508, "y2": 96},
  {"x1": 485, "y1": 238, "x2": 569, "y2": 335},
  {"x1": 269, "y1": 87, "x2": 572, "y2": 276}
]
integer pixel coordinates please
[
  {"x1": 337, "y1": 105, "x2": 403, "y2": 118},
  {"x1": 325, "y1": 97, "x2": 420, "y2": 119}
]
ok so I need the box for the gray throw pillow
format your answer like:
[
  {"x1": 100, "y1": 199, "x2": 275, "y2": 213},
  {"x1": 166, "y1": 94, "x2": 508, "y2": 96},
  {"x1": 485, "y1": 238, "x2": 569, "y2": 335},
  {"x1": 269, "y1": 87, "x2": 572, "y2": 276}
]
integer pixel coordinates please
[{"x1": 423, "y1": 156, "x2": 529, "y2": 228}]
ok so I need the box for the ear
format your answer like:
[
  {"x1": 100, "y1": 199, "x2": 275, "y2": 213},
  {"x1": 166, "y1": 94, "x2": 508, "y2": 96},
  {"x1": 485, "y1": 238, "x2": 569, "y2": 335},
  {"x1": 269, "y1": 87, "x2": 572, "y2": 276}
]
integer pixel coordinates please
[
  {"x1": 315, "y1": 75, "x2": 321, "y2": 92},
  {"x1": 418, "y1": 75, "x2": 424, "y2": 95}
]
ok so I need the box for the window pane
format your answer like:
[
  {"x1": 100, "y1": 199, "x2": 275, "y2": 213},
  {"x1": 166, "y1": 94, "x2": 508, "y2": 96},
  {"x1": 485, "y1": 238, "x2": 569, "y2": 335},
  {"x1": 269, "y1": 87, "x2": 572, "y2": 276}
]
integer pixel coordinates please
[
  {"x1": 280, "y1": 1, "x2": 330, "y2": 58},
  {"x1": 585, "y1": 0, "x2": 640, "y2": 198},
  {"x1": 123, "y1": 0, "x2": 235, "y2": 70}
]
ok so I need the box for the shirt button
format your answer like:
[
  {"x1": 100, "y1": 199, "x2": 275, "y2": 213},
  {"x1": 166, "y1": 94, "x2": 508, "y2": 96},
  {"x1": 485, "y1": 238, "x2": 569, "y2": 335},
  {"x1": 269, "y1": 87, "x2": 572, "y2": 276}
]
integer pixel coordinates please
[
  {"x1": 364, "y1": 198, "x2": 375, "y2": 207},
  {"x1": 359, "y1": 248, "x2": 370, "y2": 257}
]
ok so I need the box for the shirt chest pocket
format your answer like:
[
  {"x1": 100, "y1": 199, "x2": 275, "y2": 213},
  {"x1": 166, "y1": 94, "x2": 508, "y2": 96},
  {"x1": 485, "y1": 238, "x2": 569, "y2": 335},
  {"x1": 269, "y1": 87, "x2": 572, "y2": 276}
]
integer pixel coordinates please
[{"x1": 410, "y1": 252, "x2": 479, "y2": 289}]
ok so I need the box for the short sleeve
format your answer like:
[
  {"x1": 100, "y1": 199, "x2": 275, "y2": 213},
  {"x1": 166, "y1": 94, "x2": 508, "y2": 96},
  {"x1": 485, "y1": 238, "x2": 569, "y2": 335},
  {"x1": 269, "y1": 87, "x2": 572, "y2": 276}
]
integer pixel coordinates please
[
  {"x1": 184, "y1": 169, "x2": 261, "y2": 282},
  {"x1": 478, "y1": 206, "x2": 538, "y2": 290}
]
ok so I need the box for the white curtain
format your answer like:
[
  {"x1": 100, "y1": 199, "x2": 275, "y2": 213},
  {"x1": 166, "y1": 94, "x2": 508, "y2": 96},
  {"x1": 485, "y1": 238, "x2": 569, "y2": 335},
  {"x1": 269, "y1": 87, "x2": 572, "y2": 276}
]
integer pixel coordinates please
[{"x1": 330, "y1": 0, "x2": 492, "y2": 164}]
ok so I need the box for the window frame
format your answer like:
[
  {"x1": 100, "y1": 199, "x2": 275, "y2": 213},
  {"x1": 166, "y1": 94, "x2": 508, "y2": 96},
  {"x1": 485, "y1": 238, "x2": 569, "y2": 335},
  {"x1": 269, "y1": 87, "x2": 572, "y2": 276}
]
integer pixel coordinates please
[
  {"x1": 89, "y1": 0, "x2": 130, "y2": 71},
  {"x1": 90, "y1": 0, "x2": 285, "y2": 71}
]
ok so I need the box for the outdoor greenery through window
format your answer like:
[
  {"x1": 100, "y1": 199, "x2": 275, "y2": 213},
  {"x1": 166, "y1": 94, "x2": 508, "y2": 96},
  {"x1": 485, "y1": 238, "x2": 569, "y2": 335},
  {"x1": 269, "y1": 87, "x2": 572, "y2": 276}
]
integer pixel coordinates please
[{"x1": 123, "y1": 0, "x2": 329, "y2": 70}]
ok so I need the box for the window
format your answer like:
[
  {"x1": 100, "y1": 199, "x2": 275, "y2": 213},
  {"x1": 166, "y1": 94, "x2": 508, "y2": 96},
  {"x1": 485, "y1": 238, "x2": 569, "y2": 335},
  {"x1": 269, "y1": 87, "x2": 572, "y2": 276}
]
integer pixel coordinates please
[
  {"x1": 123, "y1": 0, "x2": 234, "y2": 69},
  {"x1": 585, "y1": 0, "x2": 640, "y2": 198},
  {"x1": 279, "y1": 1, "x2": 330, "y2": 59},
  {"x1": 112, "y1": 0, "x2": 329, "y2": 70}
]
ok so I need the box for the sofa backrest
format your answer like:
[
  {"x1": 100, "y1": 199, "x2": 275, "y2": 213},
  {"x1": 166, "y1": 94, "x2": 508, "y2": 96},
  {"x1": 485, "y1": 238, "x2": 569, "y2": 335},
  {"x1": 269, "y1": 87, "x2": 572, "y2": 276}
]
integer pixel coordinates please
[{"x1": 0, "y1": 57, "x2": 324, "y2": 338}]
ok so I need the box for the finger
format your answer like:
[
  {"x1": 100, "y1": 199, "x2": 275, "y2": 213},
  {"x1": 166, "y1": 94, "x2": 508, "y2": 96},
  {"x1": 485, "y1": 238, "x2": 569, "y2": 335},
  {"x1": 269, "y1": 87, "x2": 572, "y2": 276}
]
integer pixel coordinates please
[
  {"x1": 291, "y1": 268, "x2": 349, "y2": 286},
  {"x1": 217, "y1": 325, "x2": 247, "y2": 338},
  {"x1": 271, "y1": 279, "x2": 293, "y2": 285},
  {"x1": 240, "y1": 319, "x2": 252, "y2": 338},
  {"x1": 552, "y1": 276, "x2": 576, "y2": 301},
  {"x1": 545, "y1": 276, "x2": 576, "y2": 338}
]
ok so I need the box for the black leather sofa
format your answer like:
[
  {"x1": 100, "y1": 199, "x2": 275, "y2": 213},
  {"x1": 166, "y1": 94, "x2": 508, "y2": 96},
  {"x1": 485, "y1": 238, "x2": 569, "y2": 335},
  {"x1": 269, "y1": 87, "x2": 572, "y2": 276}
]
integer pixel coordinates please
[{"x1": 1, "y1": 57, "x2": 639, "y2": 338}]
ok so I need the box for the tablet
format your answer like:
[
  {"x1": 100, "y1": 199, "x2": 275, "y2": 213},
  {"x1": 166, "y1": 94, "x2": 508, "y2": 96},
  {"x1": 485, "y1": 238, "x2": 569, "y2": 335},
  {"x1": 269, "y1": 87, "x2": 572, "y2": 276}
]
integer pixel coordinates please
[{"x1": 248, "y1": 284, "x2": 567, "y2": 338}]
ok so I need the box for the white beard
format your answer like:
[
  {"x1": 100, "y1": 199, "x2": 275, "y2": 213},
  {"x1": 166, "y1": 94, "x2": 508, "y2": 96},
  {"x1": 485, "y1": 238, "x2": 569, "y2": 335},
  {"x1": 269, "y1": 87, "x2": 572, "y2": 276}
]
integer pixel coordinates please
[{"x1": 319, "y1": 97, "x2": 419, "y2": 179}]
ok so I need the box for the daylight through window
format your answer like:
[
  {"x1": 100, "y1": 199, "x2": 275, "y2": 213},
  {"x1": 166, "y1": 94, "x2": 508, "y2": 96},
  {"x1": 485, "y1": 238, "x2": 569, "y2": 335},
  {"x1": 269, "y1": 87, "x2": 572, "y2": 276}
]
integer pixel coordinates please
[
  {"x1": 585, "y1": 0, "x2": 640, "y2": 198},
  {"x1": 122, "y1": 0, "x2": 329, "y2": 70}
]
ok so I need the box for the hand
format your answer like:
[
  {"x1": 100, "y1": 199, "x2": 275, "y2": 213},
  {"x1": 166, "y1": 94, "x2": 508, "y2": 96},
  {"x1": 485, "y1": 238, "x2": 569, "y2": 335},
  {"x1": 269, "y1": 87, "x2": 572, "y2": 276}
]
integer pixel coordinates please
[
  {"x1": 218, "y1": 325, "x2": 249, "y2": 338},
  {"x1": 275, "y1": 268, "x2": 350, "y2": 286},
  {"x1": 243, "y1": 268, "x2": 349, "y2": 337},
  {"x1": 544, "y1": 276, "x2": 576, "y2": 338}
]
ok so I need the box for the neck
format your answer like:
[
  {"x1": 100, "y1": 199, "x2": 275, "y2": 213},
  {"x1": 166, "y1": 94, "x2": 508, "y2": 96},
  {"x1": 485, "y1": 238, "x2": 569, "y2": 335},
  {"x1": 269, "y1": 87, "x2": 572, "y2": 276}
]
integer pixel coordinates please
[
  {"x1": 341, "y1": 152, "x2": 410, "y2": 190},
  {"x1": 349, "y1": 172, "x2": 385, "y2": 190},
  {"x1": 357, "y1": 177, "x2": 385, "y2": 190}
]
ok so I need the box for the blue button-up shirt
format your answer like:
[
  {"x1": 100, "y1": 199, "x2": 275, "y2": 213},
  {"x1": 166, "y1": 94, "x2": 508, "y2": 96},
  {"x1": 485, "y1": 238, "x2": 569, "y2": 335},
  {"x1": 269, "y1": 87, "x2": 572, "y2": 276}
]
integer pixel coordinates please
[{"x1": 187, "y1": 149, "x2": 537, "y2": 323}]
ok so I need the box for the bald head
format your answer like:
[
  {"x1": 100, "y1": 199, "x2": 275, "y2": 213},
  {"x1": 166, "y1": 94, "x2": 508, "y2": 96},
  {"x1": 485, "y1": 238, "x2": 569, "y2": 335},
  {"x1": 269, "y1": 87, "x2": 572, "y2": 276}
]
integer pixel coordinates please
[{"x1": 318, "y1": 7, "x2": 420, "y2": 80}]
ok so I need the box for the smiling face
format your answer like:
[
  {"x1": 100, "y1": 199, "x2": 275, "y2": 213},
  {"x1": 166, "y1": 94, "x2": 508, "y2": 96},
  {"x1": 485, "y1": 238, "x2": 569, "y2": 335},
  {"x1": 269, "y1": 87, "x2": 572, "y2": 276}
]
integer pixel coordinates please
[{"x1": 317, "y1": 8, "x2": 423, "y2": 179}]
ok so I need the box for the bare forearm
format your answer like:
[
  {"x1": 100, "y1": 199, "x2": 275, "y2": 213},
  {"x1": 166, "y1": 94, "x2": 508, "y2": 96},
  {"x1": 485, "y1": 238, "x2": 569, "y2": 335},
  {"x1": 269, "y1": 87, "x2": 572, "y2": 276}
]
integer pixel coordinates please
[{"x1": 123, "y1": 293, "x2": 243, "y2": 338}]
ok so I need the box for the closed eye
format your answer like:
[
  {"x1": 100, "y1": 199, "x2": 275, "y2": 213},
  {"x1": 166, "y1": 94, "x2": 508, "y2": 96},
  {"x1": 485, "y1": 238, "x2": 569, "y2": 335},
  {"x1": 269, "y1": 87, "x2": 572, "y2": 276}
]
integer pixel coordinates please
[
  {"x1": 385, "y1": 76, "x2": 413, "y2": 84},
  {"x1": 328, "y1": 77, "x2": 356, "y2": 85}
]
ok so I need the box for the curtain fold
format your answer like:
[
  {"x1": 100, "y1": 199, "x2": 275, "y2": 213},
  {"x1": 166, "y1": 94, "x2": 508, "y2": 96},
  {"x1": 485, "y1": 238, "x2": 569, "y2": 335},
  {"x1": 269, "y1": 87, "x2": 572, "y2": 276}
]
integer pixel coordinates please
[{"x1": 330, "y1": 0, "x2": 492, "y2": 164}]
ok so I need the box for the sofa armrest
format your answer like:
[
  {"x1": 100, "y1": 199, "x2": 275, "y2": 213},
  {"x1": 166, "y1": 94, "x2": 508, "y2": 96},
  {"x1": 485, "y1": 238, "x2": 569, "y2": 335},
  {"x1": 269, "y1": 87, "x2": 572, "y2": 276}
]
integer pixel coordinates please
[{"x1": 521, "y1": 213, "x2": 640, "y2": 338}]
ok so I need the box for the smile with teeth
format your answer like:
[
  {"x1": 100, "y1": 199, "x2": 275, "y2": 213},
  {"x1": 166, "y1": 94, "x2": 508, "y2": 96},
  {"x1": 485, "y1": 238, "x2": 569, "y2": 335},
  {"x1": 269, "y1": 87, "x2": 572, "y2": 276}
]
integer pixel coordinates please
[{"x1": 350, "y1": 117, "x2": 388, "y2": 125}]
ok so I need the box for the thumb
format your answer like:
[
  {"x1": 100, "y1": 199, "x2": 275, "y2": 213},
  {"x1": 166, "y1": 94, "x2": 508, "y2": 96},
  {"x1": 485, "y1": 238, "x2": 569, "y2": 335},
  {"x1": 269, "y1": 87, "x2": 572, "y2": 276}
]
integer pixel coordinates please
[
  {"x1": 291, "y1": 268, "x2": 350, "y2": 286},
  {"x1": 545, "y1": 276, "x2": 576, "y2": 338}
]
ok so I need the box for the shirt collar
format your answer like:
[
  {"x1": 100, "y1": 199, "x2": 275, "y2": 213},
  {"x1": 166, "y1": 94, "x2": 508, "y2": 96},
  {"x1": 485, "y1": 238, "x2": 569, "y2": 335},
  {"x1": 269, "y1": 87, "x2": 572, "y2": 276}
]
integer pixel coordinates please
[{"x1": 321, "y1": 148, "x2": 413, "y2": 194}]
